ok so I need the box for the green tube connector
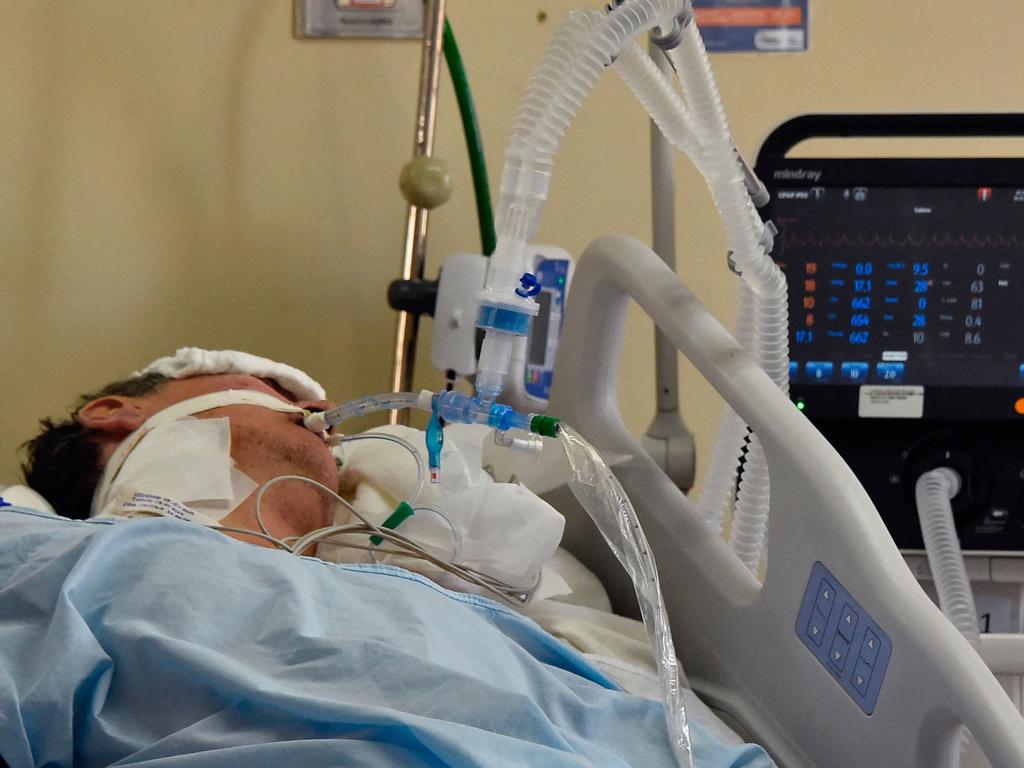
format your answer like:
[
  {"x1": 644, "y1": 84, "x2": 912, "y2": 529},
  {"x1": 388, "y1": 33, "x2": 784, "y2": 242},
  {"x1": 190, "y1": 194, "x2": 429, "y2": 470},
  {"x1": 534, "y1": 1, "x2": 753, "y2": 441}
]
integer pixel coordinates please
[{"x1": 530, "y1": 414, "x2": 561, "y2": 438}]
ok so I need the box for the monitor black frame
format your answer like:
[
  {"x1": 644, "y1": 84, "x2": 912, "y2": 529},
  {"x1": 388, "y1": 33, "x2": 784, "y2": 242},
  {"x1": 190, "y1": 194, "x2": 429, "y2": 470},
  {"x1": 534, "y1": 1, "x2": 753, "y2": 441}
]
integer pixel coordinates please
[{"x1": 754, "y1": 114, "x2": 1024, "y2": 424}]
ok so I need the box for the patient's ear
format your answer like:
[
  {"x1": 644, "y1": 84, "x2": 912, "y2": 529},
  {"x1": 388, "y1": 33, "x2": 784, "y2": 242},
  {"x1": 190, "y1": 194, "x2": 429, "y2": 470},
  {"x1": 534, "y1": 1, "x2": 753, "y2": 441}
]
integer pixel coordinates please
[{"x1": 77, "y1": 397, "x2": 148, "y2": 436}]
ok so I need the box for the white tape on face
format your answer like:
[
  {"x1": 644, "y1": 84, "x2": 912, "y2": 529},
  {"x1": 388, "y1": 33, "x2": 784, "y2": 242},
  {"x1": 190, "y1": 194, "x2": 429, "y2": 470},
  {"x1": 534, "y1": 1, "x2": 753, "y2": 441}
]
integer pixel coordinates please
[{"x1": 91, "y1": 390, "x2": 307, "y2": 523}]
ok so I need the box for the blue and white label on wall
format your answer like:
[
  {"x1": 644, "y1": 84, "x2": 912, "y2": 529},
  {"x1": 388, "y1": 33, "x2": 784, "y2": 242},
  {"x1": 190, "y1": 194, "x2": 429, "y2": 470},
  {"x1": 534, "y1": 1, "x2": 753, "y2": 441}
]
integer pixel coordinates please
[{"x1": 693, "y1": 0, "x2": 808, "y2": 53}]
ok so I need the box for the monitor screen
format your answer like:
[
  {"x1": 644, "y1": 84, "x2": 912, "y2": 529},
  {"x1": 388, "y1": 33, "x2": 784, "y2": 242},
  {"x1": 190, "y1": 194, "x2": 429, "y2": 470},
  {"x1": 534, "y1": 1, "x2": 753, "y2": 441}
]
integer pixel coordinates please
[
  {"x1": 766, "y1": 174, "x2": 1024, "y2": 420},
  {"x1": 528, "y1": 290, "x2": 553, "y2": 367}
]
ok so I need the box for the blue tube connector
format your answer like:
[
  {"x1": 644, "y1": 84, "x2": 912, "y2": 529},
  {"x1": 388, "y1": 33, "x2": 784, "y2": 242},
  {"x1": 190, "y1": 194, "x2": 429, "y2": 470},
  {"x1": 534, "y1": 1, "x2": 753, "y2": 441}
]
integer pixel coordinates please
[{"x1": 432, "y1": 390, "x2": 533, "y2": 433}]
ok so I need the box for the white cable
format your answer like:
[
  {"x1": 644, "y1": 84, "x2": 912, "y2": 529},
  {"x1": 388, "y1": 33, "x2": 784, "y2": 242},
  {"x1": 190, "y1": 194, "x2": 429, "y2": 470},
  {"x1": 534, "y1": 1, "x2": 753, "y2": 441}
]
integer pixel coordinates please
[
  {"x1": 210, "y1": 524, "x2": 292, "y2": 551},
  {"x1": 248, "y1": 473, "x2": 536, "y2": 604},
  {"x1": 336, "y1": 432, "x2": 426, "y2": 507}
]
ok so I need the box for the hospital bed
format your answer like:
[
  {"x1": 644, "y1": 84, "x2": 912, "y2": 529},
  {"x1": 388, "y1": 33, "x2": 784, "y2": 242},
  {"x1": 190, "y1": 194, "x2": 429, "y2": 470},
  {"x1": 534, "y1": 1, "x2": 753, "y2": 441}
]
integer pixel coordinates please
[
  {"x1": 3, "y1": 241, "x2": 1023, "y2": 766},
  {"x1": 536, "y1": 233, "x2": 1024, "y2": 767}
]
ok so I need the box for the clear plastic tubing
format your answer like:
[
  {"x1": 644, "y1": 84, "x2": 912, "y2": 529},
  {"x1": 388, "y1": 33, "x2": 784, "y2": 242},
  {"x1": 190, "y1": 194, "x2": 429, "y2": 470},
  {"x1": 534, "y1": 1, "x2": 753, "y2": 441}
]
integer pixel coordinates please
[
  {"x1": 611, "y1": 35, "x2": 704, "y2": 159},
  {"x1": 561, "y1": 428, "x2": 696, "y2": 768},
  {"x1": 665, "y1": 22, "x2": 789, "y2": 388},
  {"x1": 311, "y1": 390, "x2": 554, "y2": 437},
  {"x1": 560, "y1": 424, "x2": 693, "y2": 768},
  {"x1": 612, "y1": 31, "x2": 788, "y2": 386},
  {"x1": 496, "y1": 0, "x2": 690, "y2": 247},
  {"x1": 313, "y1": 392, "x2": 429, "y2": 432}
]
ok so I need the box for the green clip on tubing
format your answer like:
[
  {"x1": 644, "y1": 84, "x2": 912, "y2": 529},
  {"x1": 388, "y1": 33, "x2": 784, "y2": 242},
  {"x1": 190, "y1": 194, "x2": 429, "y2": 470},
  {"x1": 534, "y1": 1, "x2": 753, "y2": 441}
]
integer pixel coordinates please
[{"x1": 370, "y1": 501, "x2": 416, "y2": 546}]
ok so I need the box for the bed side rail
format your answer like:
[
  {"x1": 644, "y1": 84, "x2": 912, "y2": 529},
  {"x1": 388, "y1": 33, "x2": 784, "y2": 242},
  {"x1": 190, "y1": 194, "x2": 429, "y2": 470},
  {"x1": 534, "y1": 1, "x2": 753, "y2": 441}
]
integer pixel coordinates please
[{"x1": 546, "y1": 234, "x2": 1024, "y2": 768}]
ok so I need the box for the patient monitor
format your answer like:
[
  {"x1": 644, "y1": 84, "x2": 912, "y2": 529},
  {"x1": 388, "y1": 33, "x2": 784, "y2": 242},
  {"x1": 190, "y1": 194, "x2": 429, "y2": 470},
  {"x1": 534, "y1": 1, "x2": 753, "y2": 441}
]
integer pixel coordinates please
[{"x1": 757, "y1": 113, "x2": 1024, "y2": 631}]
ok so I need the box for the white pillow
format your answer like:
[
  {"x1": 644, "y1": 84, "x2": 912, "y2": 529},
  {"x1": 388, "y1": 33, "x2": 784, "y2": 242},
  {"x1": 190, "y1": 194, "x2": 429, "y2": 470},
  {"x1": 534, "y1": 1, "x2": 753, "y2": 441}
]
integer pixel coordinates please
[{"x1": 0, "y1": 484, "x2": 57, "y2": 515}]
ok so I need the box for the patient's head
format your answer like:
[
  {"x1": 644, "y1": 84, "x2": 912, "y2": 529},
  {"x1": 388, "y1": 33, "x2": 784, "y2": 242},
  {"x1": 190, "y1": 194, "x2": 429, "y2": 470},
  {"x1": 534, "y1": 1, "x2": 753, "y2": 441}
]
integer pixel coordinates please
[{"x1": 22, "y1": 372, "x2": 338, "y2": 545}]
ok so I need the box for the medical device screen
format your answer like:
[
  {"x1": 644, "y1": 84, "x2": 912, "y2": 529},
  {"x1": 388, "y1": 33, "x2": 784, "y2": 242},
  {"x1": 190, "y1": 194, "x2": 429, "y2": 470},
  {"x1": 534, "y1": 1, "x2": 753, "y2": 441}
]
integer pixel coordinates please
[
  {"x1": 771, "y1": 183, "x2": 1024, "y2": 420},
  {"x1": 529, "y1": 291, "x2": 553, "y2": 366}
]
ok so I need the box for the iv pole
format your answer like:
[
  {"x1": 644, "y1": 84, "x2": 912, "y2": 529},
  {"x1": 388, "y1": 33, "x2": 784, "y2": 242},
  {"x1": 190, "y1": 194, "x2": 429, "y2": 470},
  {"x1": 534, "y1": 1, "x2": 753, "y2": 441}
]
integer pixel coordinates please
[{"x1": 390, "y1": 0, "x2": 447, "y2": 425}]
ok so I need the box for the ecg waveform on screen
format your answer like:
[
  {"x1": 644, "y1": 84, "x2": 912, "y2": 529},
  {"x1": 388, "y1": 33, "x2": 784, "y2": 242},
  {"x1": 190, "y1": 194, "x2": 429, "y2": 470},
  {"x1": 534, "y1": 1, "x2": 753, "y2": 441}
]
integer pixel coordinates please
[{"x1": 782, "y1": 232, "x2": 1024, "y2": 250}]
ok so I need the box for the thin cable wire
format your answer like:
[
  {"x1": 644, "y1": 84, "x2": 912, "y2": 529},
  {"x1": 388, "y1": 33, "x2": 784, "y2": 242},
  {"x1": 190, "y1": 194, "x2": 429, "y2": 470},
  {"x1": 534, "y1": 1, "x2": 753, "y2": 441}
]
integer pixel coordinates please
[
  {"x1": 256, "y1": 474, "x2": 382, "y2": 538},
  {"x1": 335, "y1": 432, "x2": 426, "y2": 506},
  {"x1": 294, "y1": 522, "x2": 538, "y2": 603},
  {"x1": 210, "y1": 524, "x2": 292, "y2": 551},
  {"x1": 248, "y1": 473, "x2": 537, "y2": 604}
]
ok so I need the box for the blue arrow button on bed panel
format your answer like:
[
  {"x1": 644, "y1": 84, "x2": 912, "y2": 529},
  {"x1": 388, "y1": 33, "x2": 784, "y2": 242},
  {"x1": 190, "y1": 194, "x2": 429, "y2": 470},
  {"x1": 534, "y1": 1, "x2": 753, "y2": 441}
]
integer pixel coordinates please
[
  {"x1": 860, "y1": 630, "x2": 880, "y2": 664},
  {"x1": 853, "y1": 658, "x2": 872, "y2": 697},
  {"x1": 815, "y1": 580, "x2": 836, "y2": 618},
  {"x1": 827, "y1": 634, "x2": 850, "y2": 672},
  {"x1": 837, "y1": 604, "x2": 858, "y2": 641},
  {"x1": 806, "y1": 613, "x2": 826, "y2": 646},
  {"x1": 796, "y1": 562, "x2": 893, "y2": 715}
]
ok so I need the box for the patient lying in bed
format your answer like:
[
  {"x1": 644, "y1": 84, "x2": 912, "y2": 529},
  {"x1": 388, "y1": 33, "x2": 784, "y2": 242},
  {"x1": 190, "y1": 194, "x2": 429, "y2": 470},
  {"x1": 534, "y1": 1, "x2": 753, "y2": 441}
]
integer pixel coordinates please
[{"x1": 2, "y1": 350, "x2": 774, "y2": 767}]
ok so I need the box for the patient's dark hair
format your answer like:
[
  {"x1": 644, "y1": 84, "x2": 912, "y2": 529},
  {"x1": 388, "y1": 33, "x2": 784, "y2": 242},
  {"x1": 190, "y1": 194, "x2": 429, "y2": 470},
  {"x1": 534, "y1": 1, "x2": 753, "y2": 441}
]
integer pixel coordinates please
[{"x1": 21, "y1": 373, "x2": 172, "y2": 520}]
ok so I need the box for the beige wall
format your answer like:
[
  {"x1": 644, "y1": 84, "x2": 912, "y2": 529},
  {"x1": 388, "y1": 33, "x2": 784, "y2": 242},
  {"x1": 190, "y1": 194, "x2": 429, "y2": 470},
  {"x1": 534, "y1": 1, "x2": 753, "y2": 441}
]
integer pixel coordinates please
[{"x1": 2, "y1": 1, "x2": 1023, "y2": 487}]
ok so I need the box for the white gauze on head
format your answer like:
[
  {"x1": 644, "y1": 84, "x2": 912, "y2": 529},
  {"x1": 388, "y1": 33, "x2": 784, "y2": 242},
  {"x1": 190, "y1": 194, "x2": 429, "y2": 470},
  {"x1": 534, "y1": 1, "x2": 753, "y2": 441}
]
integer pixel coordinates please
[
  {"x1": 91, "y1": 390, "x2": 307, "y2": 526},
  {"x1": 135, "y1": 347, "x2": 326, "y2": 401}
]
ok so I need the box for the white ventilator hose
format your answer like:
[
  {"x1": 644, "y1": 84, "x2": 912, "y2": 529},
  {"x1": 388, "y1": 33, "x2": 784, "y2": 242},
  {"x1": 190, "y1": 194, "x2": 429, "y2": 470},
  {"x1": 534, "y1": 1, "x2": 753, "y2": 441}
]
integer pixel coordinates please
[
  {"x1": 476, "y1": 0, "x2": 693, "y2": 406},
  {"x1": 490, "y1": 0, "x2": 690, "y2": 293},
  {"x1": 668, "y1": 25, "x2": 788, "y2": 574},
  {"x1": 610, "y1": 26, "x2": 788, "y2": 571},
  {"x1": 915, "y1": 467, "x2": 979, "y2": 768},
  {"x1": 694, "y1": 281, "x2": 754, "y2": 533},
  {"x1": 916, "y1": 468, "x2": 980, "y2": 648}
]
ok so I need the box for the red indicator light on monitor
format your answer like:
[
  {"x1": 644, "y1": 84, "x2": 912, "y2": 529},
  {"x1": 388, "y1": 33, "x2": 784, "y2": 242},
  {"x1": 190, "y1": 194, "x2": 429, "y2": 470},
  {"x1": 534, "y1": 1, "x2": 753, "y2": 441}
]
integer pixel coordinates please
[
  {"x1": 977, "y1": 187, "x2": 993, "y2": 202},
  {"x1": 1015, "y1": 398, "x2": 1024, "y2": 416}
]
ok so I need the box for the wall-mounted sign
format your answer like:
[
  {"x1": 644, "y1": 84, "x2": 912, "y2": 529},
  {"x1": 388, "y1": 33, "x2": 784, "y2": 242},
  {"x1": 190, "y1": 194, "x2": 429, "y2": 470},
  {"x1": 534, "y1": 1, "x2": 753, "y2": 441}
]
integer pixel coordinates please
[{"x1": 693, "y1": 1, "x2": 808, "y2": 53}]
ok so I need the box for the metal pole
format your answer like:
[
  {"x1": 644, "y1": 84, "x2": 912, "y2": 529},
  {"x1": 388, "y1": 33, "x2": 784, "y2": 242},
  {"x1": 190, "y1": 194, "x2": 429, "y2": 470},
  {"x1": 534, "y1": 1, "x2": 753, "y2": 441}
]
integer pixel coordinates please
[
  {"x1": 644, "y1": 40, "x2": 696, "y2": 492},
  {"x1": 390, "y1": 0, "x2": 446, "y2": 424},
  {"x1": 649, "y1": 42, "x2": 679, "y2": 415}
]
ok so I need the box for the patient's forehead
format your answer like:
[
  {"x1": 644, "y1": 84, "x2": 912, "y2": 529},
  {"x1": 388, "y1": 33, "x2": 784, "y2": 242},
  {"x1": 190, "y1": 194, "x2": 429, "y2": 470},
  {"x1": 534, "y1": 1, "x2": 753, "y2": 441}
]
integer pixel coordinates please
[{"x1": 147, "y1": 374, "x2": 298, "y2": 407}]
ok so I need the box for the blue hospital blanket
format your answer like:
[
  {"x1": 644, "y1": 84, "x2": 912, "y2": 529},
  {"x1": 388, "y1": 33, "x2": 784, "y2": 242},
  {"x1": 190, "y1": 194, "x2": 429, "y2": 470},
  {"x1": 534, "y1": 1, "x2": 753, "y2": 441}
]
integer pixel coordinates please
[{"x1": 0, "y1": 507, "x2": 773, "y2": 767}]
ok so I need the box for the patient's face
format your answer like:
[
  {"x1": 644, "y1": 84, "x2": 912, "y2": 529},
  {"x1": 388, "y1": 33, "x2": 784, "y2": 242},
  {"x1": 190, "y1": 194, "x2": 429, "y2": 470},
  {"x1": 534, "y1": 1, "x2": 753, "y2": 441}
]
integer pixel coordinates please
[{"x1": 99, "y1": 374, "x2": 340, "y2": 545}]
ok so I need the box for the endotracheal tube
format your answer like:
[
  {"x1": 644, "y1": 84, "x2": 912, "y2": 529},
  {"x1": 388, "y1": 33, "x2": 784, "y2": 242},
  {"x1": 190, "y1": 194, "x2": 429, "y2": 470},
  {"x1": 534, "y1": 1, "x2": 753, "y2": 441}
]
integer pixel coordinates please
[{"x1": 304, "y1": 389, "x2": 560, "y2": 483}]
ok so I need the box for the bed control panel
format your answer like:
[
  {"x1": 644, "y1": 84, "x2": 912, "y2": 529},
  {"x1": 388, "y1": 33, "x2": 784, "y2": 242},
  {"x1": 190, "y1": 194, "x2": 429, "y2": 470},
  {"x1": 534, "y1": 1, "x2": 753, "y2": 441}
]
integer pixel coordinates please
[{"x1": 796, "y1": 562, "x2": 892, "y2": 714}]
